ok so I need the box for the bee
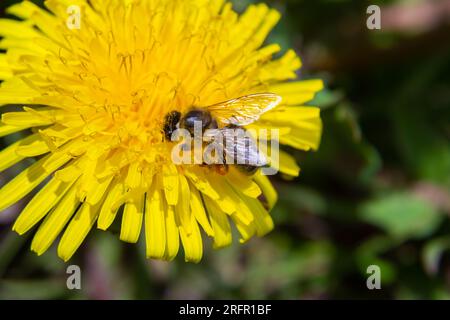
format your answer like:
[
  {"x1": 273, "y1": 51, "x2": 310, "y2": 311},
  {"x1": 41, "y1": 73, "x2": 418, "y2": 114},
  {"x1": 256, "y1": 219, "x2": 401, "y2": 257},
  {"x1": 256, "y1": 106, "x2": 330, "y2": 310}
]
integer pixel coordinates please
[{"x1": 163, "y1": 93, "x2": 282, "y2": 175}]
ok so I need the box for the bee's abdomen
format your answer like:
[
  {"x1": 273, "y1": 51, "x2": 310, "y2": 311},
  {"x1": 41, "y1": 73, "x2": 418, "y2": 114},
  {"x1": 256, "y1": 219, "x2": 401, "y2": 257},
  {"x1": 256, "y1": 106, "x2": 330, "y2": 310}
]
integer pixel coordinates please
[{"x1": 236, "y1": 164, "x2": 258, "y2": 175}]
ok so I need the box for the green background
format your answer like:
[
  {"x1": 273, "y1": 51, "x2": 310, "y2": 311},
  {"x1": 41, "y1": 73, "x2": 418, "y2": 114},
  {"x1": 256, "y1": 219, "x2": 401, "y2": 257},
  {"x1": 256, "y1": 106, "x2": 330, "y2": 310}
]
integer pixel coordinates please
[{"x1": 0, "y1": 0, "x2": 449, "y2": 299}]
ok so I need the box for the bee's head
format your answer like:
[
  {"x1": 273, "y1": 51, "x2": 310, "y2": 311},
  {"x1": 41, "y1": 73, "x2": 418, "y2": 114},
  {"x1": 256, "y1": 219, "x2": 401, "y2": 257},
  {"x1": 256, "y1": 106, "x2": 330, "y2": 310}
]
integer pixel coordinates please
[{"x1": 163, "y1": 111, "x2": 181, "y2": 140}]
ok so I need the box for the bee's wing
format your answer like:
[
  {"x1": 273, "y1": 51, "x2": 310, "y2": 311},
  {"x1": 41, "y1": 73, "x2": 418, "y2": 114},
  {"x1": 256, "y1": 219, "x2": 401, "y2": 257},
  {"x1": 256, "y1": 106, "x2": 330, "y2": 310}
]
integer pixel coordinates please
[
  {"x1": 205, "y1": 93, "x2": 282, "y2": 126},
  {"x1": 221, "y1": 129, "x2": 268, "y2": 167}
]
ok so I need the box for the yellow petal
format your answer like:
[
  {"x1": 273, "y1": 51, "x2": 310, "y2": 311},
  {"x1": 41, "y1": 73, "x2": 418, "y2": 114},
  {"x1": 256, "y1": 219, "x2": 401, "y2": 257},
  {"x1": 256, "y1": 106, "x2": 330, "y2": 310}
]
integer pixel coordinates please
[
  {"x1": 175, "y1": 175, "x2": 192, "y2": 235},
  {"x1": 274, "y1": 150, "x2": 301, "y2": 177},
  {"x1": 85, "y1": 176, "x2": 113, "y2": 206},
  {"x1": 120, "y1": 192, "x2": 144, "y2": 243},
  {"x1": 225, "y1": 167, "x2": 261, "y2": 198},
  {"x1": 58, "y1": 171, "x2": 111, "y2": 260},
  {"x1": 0, "y1": 54, "x2": 12, "y2": 79},
  {"x1": 145, "y1": 185, "x2": 166, "y2": 259},
  {"x1": 125, "y1": 162, "x2": 142, "y2": 190},
  {"x1": 15, "y1": 137, "x2": 51, "y2": 157},
  {"x1": 0, "y1": 19, "x2": 39, "y2": 39},
  {"x1": 13, "y1": 177, "x2": 76, "y2": 235},
  {"x1": 54, "y1": 158, "x2": 86, "y2": 182},
  {"x1": 253, "y1": 173, "x2": 277, "y2": 210},
  {"x1": 0, "y1": 135, "x2": 40, "y2": 172},
  {"x1": 231, "y1": 212, "x2": 256, "y2": 244},
  {"x1": 75, "y1": 157, "x2": 97, "y2": 201},
  {"x1": 203, "y1": 196, "x2": 232, "y2": 249},
  {"x1": 189, "y1": 186, "x2": 214, "y2": 237},
  {"x1": 262, "y1": 106, "x2": 321, "y2": 122},
  {"x1": 280, "y1": 123, "x2": 322, "y2": 151},
  {"x1": 57, "y1": 202, "x2": 99, "y2": 261},
  {"x1": 270, "y1": 80, "x2": 323, "y2": 105},
  {"x1": 31, "y1": 184, "x2": 80, "y2": 255},
  {"x1": 97, "y1": 180, "x2": 124, "y2": 230},
  {"x1": 223, "y1": 182, "x2": 254, "y2": 225},
  {"x1": 234, "y1": 198, "x2": 255, "y2": 227},
  {"x1": 0, "y1": 154, "x2": 68, "y2": 212},
  {"x1": 7, "y1": 1, "x2": 41, "y2": 19},
  {"x1": 207, "y1": 176, "x2": 236, "y2": 214},
  {"x1": 184, "y1": 166, "x2": 220, "y2": 200},
  {"x1": 0, "y1": 78, "x2": 38, "y2": 105},
  {"x1": 21, "y1": 126, "x2": 81, "y2": 156},
  {"x1": 162, "y1": 163, "x2": 179, "y2": 206},
  {"x1": 42, "y1": 141, "x2": 81, "y2": 174},
  {"x1": 251, "y1": 7, "x2": 280, "y2": 50},
  {"x1": 1, "y1": 108, "x2": 58, "y2": 127},
  {"x1": 246, "y1": 198, "x2": 274, "y2": 236},
  {"x1": 0, "y1": 124, "x2": 28, "y2": 137},
  {"x1": 163, "y1": 205, "x2": 179, "y2": 261},
  {"x1": 260, "y1": 50, "x2": 301, "y2": 81},
  {"x1": 179, "y1": 212, "x2": 203, "y2": 263}
]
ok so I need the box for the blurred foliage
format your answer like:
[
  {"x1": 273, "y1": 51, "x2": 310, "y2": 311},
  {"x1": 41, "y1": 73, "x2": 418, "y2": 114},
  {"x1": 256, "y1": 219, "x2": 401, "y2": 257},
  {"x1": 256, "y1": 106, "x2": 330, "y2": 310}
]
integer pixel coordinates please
[{"x1": 1, "y1": 0, "x2": 450, "y2": 299}]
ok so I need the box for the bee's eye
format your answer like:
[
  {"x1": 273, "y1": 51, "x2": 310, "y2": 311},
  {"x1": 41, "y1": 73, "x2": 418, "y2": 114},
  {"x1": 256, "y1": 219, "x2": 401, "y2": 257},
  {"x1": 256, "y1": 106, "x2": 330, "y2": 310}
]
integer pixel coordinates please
[
  {"x1": 163, "y1": 111, "x2": 181, "y2": 140},
  {"x1": 165, "y1": 111, "x2": 181, "y2": 124}
]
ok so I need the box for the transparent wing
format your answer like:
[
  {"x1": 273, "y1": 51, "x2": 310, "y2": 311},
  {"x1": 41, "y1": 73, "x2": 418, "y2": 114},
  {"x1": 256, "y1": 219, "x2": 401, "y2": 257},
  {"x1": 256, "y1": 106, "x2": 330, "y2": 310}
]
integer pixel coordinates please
[
  {"x1": 221, "y1": 128, "x2": 268, "y2": 166},
  {"x1": 206, "y1": 93, "x2": 282, "y2": 126}
]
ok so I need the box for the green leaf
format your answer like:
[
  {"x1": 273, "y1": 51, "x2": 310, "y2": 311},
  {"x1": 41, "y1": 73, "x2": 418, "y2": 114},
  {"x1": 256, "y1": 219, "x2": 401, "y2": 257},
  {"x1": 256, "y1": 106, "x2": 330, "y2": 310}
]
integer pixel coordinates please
[
  {"x1": 0, "y1": 232, "x2": 30, "y2": 277},
  {"x1": 309, "y1": 89, "x2": 344, "y2": 109},
  {"x1": 356, "y1": 236, "x2": 399, "y2": 284},
  {"x1": 395, "y1": 107, "x2": 450, "y2": 186},
  {"x1": 359, "y1": 192, "x2": 443, "y2": 240},
  {"x1": 0, "y1": 279, "x2": 68, "y2": 299},
  {"x1": 277, "y1": 185, "x2": 327, "y2": 216},
  {"x1": 422, "y1": 236, "x2": 450, "y2": 276}
]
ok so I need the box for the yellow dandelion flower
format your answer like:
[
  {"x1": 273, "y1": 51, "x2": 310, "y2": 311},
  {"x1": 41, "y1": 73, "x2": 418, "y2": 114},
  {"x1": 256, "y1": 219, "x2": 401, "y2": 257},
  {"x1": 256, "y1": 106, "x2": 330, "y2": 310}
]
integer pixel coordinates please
[{"x1": 0, "y1": 0, "x2": 322, "y2": 262}]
